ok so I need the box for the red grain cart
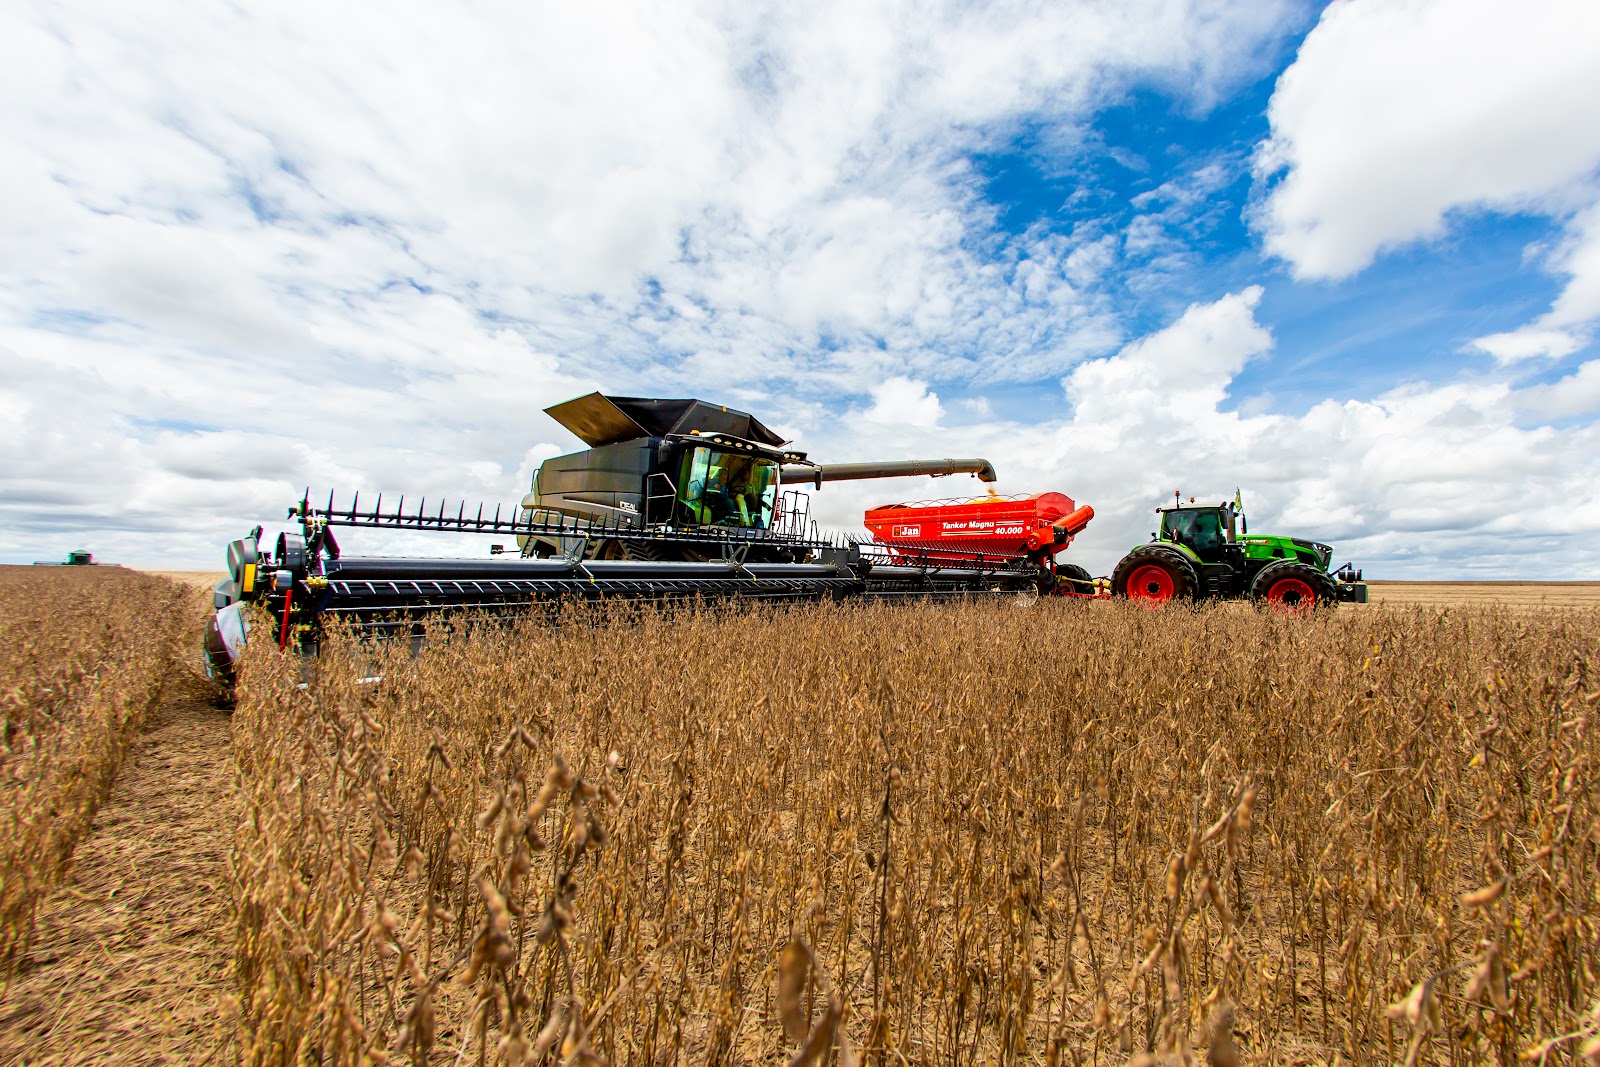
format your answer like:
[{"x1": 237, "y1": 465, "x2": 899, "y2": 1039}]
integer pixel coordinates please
[{"x1": 864, "y1": 494, "x2": 1097, "y2": 594}]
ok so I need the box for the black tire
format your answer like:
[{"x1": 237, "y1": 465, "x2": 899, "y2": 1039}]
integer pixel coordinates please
[
  {"x1": 1249, "y1": 560, "x2": 1339, "y2": 613},
  {"x1": 619, "y1": 539, "x2": 667, "y2": 562},
  {"x1": 1056, "y1": 562, "x2": 1096, "y2": 594},
  {"x1": 520, "y1": 537, "x2": 559, "y2": 559},
  {"x1": 1110, "y1": 545, "x2": 1198, "y2": 604},
  {"x1": 591, "y1": 539, "x2": 628, "y2": 561}
]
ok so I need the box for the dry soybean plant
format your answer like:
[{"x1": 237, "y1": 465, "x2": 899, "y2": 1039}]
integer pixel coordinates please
[
  {"x1": 228, "y1": 598, "x2": 1600, "y2": 1066},
  {"x1": 0, "y1": 566, "x2": 196, "y2": 972}
]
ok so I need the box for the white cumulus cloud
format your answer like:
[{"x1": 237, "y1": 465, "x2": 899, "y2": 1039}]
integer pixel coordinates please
[{"x1": 1256, "y1": 0, "x2": 1600, "y2": 361}]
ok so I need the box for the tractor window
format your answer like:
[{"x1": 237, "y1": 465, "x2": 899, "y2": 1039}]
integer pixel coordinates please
[
  {"x1": 676, "y1": 448, "x2": 777, "y2": 528},
  {"x1": 1163, "y1": 509, "x2": 1226, "y2": 552}
]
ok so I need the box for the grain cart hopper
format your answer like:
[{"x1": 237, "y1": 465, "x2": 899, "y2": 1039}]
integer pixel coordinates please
[
  {"x1": 1110, "y1": 491, "x2": 1367, "y2": 611},
  {"x1": 865, "y1": 492, "x2": 1098, "y2": 593},
  {"x1": 203, "y1": 393, "x2": 1048, "y2": 684}
]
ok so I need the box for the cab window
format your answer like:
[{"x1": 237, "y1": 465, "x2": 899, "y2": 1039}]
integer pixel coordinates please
[
  {"x1": 1163, "y1": 508, "x2": 1226, "y2": 551},
  {"x1": 676, "y1": 448, "x2": 777, "y2": 528}
]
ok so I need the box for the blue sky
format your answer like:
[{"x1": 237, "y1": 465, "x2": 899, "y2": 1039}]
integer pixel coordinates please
[{"x1": 2, "y1": 0, "x2": 1599, "y2": 577}]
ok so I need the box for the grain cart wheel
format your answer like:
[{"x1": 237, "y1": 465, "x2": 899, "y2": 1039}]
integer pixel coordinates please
[
  {"x1": 1056, "y1": 563, "x2": 1096, "y2": 595},
  {"x1": 1110, "y1": 545, "x2": 1197, "y2": 606},
  {"x1": 1250, "y1": 561, "x2": 1339, "y2": 615}
]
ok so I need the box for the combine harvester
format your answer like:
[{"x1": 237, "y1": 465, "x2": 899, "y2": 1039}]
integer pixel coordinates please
[
  {"x1": 204, "y1": 394, "x2": 1096, "y2": 681},
  {"x1": 204, "y1": 393, "x2": 1368, "y2": 681}
]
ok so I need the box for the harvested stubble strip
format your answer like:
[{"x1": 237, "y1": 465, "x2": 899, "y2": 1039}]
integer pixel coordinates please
[
  {"x1": 228, "y1": 599, "x2": 1600, "y2": 1067},
  {"x1": 0, "y1": 565, "x2": 198, "y2": 973}
]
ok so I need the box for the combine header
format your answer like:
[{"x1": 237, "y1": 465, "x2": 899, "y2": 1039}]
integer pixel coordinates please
[{"x1": 204, "y1": 393, "x2": 1093, "y2": 682}]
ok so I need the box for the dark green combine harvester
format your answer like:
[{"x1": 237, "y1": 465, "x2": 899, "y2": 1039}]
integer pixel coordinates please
[
  {"x1": 31, "y1": 549, "x2": 96, "y2": 566},
  {"x1": 1110, "y1": 492, "x2": 1367, "y2": 610},
  {"x1": 203, "y1": 393, "x2": 1035, "y2": 684}
]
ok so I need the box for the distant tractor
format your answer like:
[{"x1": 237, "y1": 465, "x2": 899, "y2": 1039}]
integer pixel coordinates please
[
  {"x1": 1110, "y1": 492, "x2": 1366, "y2": 611},
  {"x1": 32, "y1": 549, "x2": 96, "y2": 566}
]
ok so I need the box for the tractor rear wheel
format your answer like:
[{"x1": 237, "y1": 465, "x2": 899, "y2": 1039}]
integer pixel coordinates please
[
  {"x1": 1110, "y1": 546, "x2": 1197, "y2": 606},
  {"x1": 1250, "y1": 561, "x2": 1339, "y2": 614}
]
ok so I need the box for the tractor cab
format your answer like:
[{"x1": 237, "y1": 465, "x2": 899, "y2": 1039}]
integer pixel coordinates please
[{"x1": 1157, "y1": 500, "x2": 1242, "y2": 566}]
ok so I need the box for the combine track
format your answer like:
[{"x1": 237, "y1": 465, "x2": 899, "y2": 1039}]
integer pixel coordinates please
[{"x1": 0, "y1": 666, "x2": 233, "y2": 1066}]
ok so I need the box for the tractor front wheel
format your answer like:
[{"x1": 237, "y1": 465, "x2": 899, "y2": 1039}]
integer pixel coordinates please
[
  {"x1": 1110, "y1": 546, "x2": 1197, "y2": 606},
  {"x1": 1250, "y1": 561, "x2": 1339, "y2": 615}
]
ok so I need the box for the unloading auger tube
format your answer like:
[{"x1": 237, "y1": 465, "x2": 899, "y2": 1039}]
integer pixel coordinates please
[
  {"x1": 779, "y1": 458, "x2": 997, "y2": 487},
  {"x1": 202, "y1": 489, "x2": 1054, "y2": 686}
]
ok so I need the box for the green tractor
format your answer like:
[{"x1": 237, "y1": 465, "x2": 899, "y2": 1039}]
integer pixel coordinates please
[{"x1": 1110, "y1": 492, "x2": 1367, "y2": 611}]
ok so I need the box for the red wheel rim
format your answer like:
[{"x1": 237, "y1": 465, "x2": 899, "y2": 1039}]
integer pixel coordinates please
[
  {"x1": 1266, "y1": 576, "x2": 1317, "y2": 614},
  {"x1": 1127, "y1": 564, "x2": 1176, "y2": 605}
]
